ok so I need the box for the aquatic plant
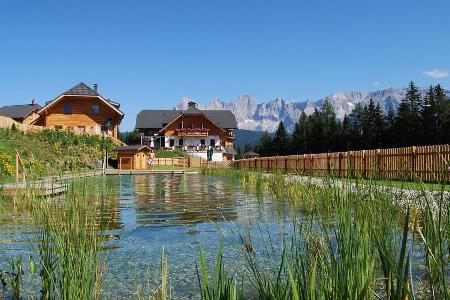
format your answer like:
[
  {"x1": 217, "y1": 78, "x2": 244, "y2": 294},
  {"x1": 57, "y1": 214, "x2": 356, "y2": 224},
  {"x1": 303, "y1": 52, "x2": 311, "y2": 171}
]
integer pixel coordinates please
[{"x1": 197, "y1": 246, "x2": 242, "y2": 300}]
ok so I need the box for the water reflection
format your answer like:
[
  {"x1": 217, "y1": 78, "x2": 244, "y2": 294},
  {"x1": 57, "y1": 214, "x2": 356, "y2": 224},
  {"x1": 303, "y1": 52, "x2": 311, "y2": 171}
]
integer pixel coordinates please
[{"x1": 0, "y1": 174, "x2": 288, "y2": 299}]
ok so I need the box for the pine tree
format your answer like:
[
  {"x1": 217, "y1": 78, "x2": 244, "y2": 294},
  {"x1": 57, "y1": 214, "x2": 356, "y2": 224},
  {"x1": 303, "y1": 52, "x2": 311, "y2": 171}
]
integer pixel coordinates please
[
  {"x1": 434, "y1": 84, "x2": 449, "y2": 144},
  {"x1": 291, "y1": 112, "x2": 309, "y2": 154},
  {"x1": 396, "y1": 81, "x2": 422, "y2": 146},
  {"x1": 340, "y1": 114, "x2": 352, "y2": 151},
  {"x1": 255, "y1": 131, "x2": 273, "y2": 157},
  {"x1": 420, "y1": 86, "x2": 436, "y2": 145},
  {"x1": 272, "y1": 121, "x2": 290, "y2": 155},
  {"x1": 384, "y1": 108, "x2": 396, "y2": 148}
]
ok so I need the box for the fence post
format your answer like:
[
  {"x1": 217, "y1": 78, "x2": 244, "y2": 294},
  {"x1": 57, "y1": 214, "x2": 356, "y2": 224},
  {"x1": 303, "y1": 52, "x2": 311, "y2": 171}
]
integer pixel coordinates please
[
  {"x1": 338, "y1": 152, "x2": 342, "y2": 178},
  {"x1": 376, "y1": 149, "x2": 382, "y2": 179},
  {"x1": 326, "y1": 152, "x2": 331, "y2": 176},
  {"x1": 362, "y1": 150, "x2": 367, "y2": 179},
  {"x1": 15, "y1": 150, "x2": 19, "y2": 183},
  {"x1": 411, "y1": 146, "x2": 416, "y2": 180}
]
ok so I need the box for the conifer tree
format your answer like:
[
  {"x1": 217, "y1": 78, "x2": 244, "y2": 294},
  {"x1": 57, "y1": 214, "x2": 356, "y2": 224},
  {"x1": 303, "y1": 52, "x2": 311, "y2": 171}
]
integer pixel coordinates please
[
  {"x1": 255, "y1": 131, "x2": 273, "y2": 157},
  {"x1": 291, "y1": 112, "x2": 309, "y2": 154},
  {"x1": 272, "y1": 121, "x2": 290, "y2": 155},
  {"x1": 420, "y1": 86, "x2": 436, "y2": 145}
]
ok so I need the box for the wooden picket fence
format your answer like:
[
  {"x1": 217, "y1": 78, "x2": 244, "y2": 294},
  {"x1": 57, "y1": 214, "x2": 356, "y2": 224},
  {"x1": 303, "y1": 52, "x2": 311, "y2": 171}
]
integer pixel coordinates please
[
  {"x1": 233, "y1": 145, "x2": 450, "y2": 182},
  {"x1": 153, "y1": 157, "x2": 189, "y2": 167}
]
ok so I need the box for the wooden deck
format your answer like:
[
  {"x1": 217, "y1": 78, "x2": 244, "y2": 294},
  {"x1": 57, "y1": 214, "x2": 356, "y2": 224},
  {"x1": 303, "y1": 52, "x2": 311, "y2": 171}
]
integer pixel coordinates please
[
  {"x1": 1, "y1": 182, "x2": 67, "y2": 197},
  {"x1": 1, "y1": 169, "x2": 198, "y2": 198}
]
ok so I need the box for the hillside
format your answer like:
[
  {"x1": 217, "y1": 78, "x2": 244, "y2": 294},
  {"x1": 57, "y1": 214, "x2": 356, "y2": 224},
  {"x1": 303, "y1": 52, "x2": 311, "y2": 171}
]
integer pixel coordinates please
[
  {"x1": 234, "y1": 129, "x2": 266, "y2": 150},
  {"x1": 0, "y1": 128, "x2": 115, "y2": 182}
]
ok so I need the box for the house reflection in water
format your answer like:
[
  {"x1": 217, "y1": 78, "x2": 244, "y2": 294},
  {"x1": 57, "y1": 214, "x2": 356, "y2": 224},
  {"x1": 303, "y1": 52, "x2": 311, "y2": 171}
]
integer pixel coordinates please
[{"x1": 130, "y1": 174, "x2": 239, "y2": 226}]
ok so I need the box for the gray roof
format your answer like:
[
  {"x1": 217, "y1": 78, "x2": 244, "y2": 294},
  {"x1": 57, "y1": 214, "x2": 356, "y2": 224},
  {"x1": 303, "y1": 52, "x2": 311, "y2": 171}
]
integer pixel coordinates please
[
  {"x1": 242, "y1": 151, "x2": 260, "y2": 157},
  {"x1": 0, "y1": 103, "x2": 41, "y2": 119},
  {"x1": 63, "y1": 82, "x2": 99, "y2": 96},
  {"x1": 136, "y1": 109, "x2": 237, "y2": 129},
  {"x1": 42, "y1": 82, "x2": 123, "y2": 115},
  {"x1": 224, "y1": 147, "x2": 237, "y2": 155}
]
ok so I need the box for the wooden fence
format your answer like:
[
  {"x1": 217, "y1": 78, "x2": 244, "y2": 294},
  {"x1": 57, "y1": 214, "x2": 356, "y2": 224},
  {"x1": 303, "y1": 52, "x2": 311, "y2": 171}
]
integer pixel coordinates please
[
  {"x1": 153, "y1": 157, "x2": 189, "y2": 167},
  {"x1": 0, "y1": 116, "x2": 43, "y2": 132},
  {"x1": 153, "y1": 157, "x2": 232, "y2": 168},
  {"x1": 233, "y1": 145, "x2": 450, "y2": 182}
]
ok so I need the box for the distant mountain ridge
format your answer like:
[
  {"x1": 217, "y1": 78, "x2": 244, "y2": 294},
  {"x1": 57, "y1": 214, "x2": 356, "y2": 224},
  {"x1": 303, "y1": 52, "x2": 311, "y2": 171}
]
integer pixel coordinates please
[{"x1": 175, "y1": 87, "x2": 450, "y2": 132}]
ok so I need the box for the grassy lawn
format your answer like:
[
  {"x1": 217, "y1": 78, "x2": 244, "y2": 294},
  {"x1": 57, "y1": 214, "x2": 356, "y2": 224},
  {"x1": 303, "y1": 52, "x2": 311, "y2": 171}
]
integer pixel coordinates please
[
  {"x1": 155, "y1": 149, "x2": 187, "y2": 158},
  {"x1": 338, "y1": 176, "x2": 450, "y2": 192}
]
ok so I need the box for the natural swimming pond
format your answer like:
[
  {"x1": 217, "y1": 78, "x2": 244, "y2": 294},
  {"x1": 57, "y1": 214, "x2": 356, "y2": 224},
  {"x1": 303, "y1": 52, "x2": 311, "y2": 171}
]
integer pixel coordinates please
[
  {"x1": 0, "y1": 172, "x2": 448, "y2": 299},
  {"x1": 0, "y1": 174, "x2": 291, "y2": 299}
]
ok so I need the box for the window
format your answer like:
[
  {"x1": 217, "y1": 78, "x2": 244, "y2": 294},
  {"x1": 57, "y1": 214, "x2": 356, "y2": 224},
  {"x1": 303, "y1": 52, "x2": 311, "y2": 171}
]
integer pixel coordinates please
[
  {"x1": 210, "y1": 139, "x2": 216, "y2": 146},
  {"x1": 77, "y1": 126, "x2": 86, "y2": 132},
  {"x1": 54, "y1": 125, "x2": 63, "y2": 131},
  {"x1": 169, "y1": 139, "x2": 175, "y2": 147},
  {"x1": 64, "y1": 104, "x2": 72, "y2": 114},
  {"x1": 200, "y1": 139, "x2": 205, "y2": 145},
  {"x1": 91, "y1": 105, "x2": 100, "y2": 114},
  {"x1": 179, "y1": 139, "x2": 183, "y2": 146}
]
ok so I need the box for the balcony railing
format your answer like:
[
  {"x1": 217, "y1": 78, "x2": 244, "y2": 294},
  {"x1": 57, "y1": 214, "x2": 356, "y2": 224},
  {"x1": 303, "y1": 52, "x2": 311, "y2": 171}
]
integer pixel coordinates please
[{"x1": 176, "y1": 128, "x2": 210, "y2": 137}]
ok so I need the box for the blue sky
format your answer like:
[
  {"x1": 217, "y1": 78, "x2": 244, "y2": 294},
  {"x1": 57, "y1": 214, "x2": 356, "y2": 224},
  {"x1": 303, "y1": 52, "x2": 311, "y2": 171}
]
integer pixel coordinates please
[{"x1": 1, "y1": 0, "x2": 449, "y2": 131}]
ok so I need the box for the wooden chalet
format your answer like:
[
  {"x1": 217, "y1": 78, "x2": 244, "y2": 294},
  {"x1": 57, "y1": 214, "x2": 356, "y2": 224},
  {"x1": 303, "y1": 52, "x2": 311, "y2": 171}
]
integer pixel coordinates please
[
  {"x1": 113, "y1": 145, "x2": 153, "y2": 170},
  {"x1": 136, "y1": 101, "x2": 237, "y2": 161},
  {"x1": 32, "y1": 82, "x2": 124, "y2": 139},
  {"x1": 0, "y1": 100, "x2": 41, "y2": 124}
]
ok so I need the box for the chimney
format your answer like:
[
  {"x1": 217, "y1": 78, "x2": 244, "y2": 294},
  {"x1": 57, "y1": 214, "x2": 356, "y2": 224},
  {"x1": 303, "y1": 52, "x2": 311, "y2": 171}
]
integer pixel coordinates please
[
  {"x1": 93, "y1": 83, "x2": 98, "y2": 93},
  {"x1": 31, "y1": 99, "x2": 36, "y2": 105},
  {"x1": 188, "y1": 101, "x2": 197, "y2": 109}
]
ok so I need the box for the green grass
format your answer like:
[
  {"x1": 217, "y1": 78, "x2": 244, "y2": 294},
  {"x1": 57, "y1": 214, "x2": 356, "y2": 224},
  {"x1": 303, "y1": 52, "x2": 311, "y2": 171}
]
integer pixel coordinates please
[
  {"x1": 340, "y1": 176, "x2": 450, "y2": 192},
  {"x1": 203, "y1": 167, "x2": 449, "y2": 299},
  {"x1": 0, "y1": 168, "x2": 448, "y2": 299},
  {"x1": 0, "y1": 128, "x2": 116, "y2": 183},
  {"x1": 155, "y1": 149, "x2": 187, "y2": 158}
]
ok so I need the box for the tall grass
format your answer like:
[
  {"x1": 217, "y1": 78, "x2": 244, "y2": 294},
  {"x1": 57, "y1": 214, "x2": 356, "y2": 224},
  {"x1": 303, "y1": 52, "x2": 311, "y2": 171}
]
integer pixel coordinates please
[{"x1": 204, "y1": 167, "x2": 449, "y2": 299}]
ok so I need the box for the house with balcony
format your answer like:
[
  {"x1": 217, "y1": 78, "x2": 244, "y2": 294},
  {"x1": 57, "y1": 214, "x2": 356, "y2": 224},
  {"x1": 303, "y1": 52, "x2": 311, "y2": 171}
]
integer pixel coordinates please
[
  {"x1": 135, "y1": 102, "x2": 237, "y2": 161},
  {"x1": 31, "y1": 82, "x2": 124, "y2": 139}
]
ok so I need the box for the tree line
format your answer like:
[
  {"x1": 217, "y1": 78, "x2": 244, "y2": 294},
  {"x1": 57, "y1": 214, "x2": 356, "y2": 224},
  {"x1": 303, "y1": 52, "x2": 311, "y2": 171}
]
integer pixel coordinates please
[{"x1": 240, "y1": 82, "x2": 450, "y2": 157}]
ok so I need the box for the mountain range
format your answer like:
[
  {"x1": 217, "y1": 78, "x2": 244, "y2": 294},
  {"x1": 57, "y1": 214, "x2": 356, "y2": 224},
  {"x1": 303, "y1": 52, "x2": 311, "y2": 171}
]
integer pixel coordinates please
[{"x1": 175, "y1": 87, "x2": 449, "y2": 132}]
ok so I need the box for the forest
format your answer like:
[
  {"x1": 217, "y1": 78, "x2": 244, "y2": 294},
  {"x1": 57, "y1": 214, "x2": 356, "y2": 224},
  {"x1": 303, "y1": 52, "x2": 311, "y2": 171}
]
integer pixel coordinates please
[{"x1": 242, "y1": 82, "x2": 450, "y2": 157}]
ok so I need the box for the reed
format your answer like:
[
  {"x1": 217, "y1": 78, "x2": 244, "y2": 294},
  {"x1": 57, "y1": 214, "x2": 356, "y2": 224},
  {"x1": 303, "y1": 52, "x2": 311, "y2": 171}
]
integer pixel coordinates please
[
  {"x1": 206, "y1": 167, "x2": 449, "y2": 299},
  {"x1": 196, "y1": 246, "x2": 242, "y2": 300}
]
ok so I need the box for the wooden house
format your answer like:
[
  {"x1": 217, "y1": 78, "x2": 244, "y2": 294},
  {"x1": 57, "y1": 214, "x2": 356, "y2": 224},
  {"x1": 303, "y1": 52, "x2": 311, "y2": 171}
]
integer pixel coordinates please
[
  {"x1": 135, "y1": 101, "x2": 237, "y2": 161},
  {"x1": 113, "y1": 145, "x2": 153, "y2": 170},
  {"x1": 242, "y1": 151, "x2": 260, "y2": 159},
  {"x1": 32, "y1": 82, "x2": 124, "y2": 139},
  {"x1": 0, "y1": 100, "x2": 41, "y2": 124}
]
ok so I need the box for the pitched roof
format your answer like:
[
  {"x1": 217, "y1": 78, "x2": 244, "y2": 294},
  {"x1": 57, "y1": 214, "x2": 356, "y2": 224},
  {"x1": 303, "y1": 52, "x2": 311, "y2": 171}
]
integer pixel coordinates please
[
  {"x1": 136, "y1": 109, "x2": 237, "y2": 129},
  {"x1": 242, "y1": 151, "x2": 260, "y2": 157},
  {"x1": 0, "y1": 103, "x2": 41, "y2": 119},
  {"x1": 36, "y1": 82, "x2": 124, "y2": 119},
  {"x1": 224, "y1": 147, "x2": 237, "y2": 155},
  {"x1": 63, "y1": 82, "x2": 99, "y2": 96}
]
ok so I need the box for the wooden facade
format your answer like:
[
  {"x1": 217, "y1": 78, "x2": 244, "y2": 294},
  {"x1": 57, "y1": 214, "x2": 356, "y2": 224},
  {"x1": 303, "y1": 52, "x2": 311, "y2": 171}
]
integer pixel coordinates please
[
  {"x1": 33, "y1": 96, "x2": 121, "y2": 138},
  {"x1": 114, "y1": 145, "x2": 152, "y2": 170},
  {"x1": 160, "y1": 114, "x2": 231, "y2": 147},
  {"x1": 32, "y1": 83, "x2": 124, "y2": 139}
]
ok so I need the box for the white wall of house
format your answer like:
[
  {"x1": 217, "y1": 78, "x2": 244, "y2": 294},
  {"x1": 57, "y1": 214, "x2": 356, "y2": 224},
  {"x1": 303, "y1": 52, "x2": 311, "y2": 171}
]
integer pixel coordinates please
[
  {"x1": 189, "y1": 151, "x2": 224, "y2": 161},
  {"x1": 164, "y1": 135, "x2": 220, "y2": 148}
]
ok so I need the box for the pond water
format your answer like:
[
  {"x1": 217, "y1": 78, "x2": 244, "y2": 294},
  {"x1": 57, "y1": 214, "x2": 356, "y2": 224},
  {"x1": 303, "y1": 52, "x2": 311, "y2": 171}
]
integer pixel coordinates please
[{"x1": 0, "y1": 174, "x2": 292, "y2": 299}]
